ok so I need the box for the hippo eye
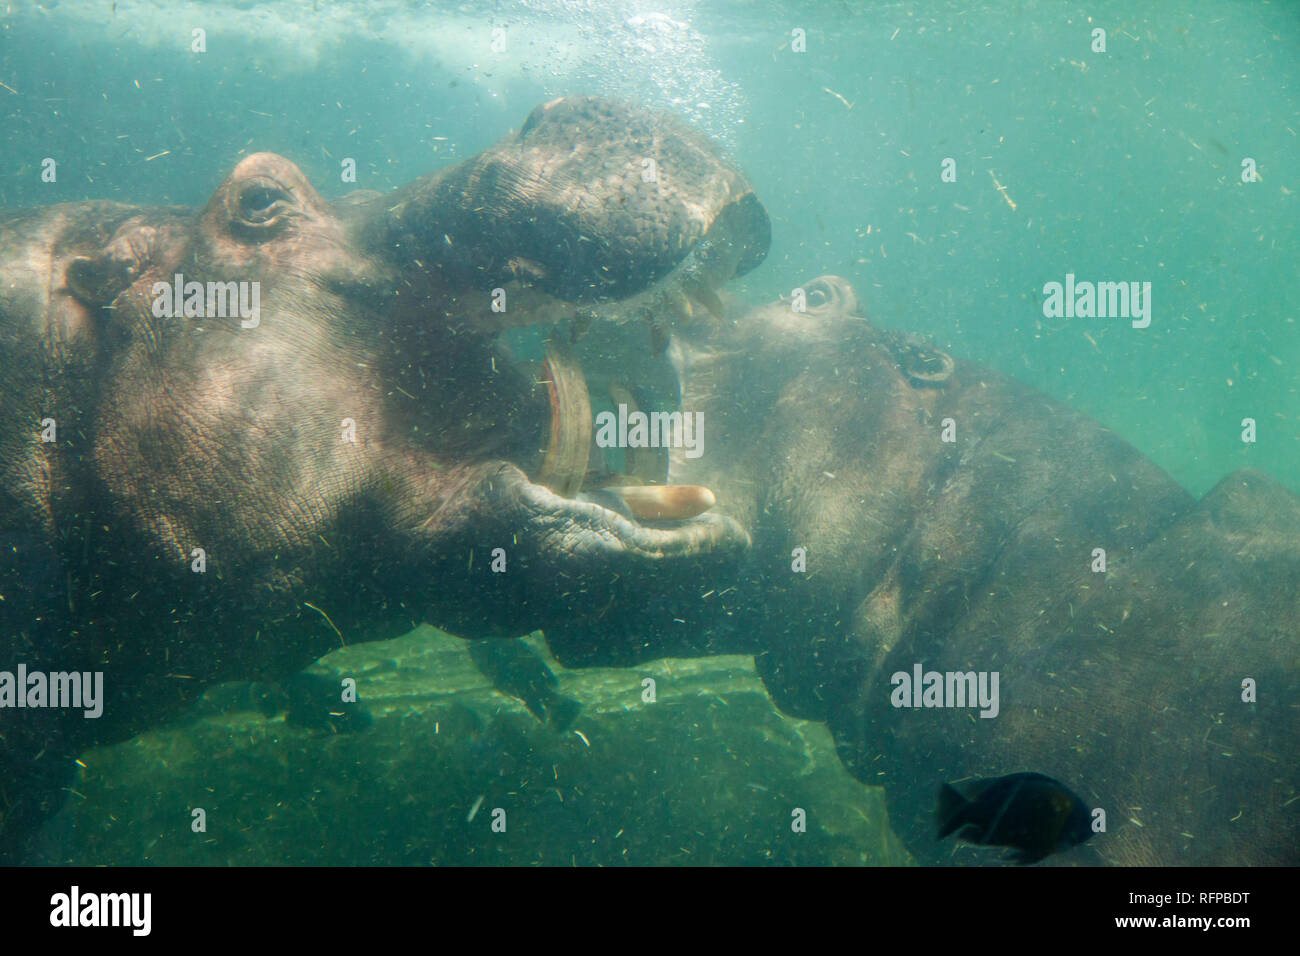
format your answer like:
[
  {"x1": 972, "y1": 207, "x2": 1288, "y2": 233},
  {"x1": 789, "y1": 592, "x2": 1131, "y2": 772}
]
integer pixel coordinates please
[
  {"x1": 229, "y1": 178, "x2": 295, "y2": 235},
  {"x1": 239, "y1": 185, "x2": 289, "y2": 221}
]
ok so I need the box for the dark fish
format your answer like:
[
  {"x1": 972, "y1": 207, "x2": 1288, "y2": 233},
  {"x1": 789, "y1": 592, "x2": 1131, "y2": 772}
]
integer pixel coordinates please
[
  {"x1": 467, "y1": 638, "x2": 583, "y2": 732},
  {"x1": 937, "y1": 771, "x2": 1093, "y2": 864}
]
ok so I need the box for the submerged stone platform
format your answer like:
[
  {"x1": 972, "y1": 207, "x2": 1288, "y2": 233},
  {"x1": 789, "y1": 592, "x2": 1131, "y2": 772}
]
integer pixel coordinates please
[{"x1": 36, "y1": 627, "x2": 909, "y2": 865}]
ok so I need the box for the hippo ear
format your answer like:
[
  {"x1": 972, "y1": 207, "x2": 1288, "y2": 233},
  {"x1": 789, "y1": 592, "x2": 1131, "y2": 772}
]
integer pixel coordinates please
[
  {"x1": 66, "y1": 254, "x2": 133, "y2": 306},
  {"x1": 380, "y1": 97, "x2": 771, "y2": 304},
  {"x1": 65, "y1": 221, "x2": 160, "y2": 306}
]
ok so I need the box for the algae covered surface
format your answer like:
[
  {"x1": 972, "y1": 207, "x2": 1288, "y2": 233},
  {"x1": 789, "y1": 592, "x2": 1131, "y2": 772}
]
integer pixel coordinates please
[{"x1": 37, "y1": 629, "x2": 909, "y2": 866}]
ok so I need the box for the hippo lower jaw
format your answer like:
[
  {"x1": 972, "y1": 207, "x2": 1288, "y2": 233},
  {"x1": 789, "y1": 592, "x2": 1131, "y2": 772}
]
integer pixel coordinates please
[
  {"x1": 418, "y1": 460, "x2": 749, "y2": 640},
  {"x1": 500, "y1": 361, "x2": 745, "y2": 558},
  {"x1": 487, "y1": 465, "x2": 750, "y2": 560}
]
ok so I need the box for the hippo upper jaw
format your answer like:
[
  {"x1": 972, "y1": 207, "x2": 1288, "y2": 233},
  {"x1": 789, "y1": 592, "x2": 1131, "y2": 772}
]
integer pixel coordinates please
[{"x1": 365, "y1": 96, "x2": 769, "y2": 336}]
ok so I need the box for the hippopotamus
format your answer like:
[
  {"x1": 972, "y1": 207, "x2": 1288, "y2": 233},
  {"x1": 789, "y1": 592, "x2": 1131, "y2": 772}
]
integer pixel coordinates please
[
  {"x1": 0, "y1": 97, "x2": 766, "y2": 858},
  {"x1": 4, "y1": 94, "x2": 1296, "y2": 867},
  {"x1": 543, "y1": 275, "x2": 1300, "y2": 866}
]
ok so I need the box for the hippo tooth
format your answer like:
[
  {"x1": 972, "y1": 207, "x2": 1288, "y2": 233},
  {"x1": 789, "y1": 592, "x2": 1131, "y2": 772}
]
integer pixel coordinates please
[
  {"x1": 606, "y1": 485, "x2": 716, "y2": 521},
  {"x1": 607, "y1": 381, "x2": 666, "y2": 484},
  {"x1": 665, "y1": 285, "x2": 695, "y2": 322},
  {"x1": 682, "y1": 277, "x2": 725, "y2": 319},
  {"x1": 536, "y1": 337, "x2": 592, "y2": 498}
]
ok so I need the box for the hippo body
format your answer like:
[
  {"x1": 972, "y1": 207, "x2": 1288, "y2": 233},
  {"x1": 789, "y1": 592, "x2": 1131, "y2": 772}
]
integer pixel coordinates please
[
  {"x1": 0, "y1": 98, "x2": 765, "y2": 857},
  {"x1": 547, "y1": 276, "x2": 1300, "y2": 866}
]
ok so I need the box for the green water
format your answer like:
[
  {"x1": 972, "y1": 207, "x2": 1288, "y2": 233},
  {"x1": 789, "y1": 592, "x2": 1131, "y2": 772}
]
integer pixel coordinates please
[{"x1": 1, "y1": 0, "x2": 1296, "y2": 866}]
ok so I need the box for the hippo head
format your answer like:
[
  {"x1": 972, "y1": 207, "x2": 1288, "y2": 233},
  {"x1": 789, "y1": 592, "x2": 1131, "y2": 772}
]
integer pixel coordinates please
[
  {"x1": 547, "y1": 273, "x2": 1300, "y2": 867},
  {"x1": 27, "y1": 97, "x2": 768, "y2": 666}
]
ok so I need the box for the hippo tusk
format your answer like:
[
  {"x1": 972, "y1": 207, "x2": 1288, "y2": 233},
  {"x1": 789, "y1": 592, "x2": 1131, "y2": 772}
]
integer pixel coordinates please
[
  {"x1": 536, "y1": 339, "x2": 715, "y2": 520},
  {"x1": 682, "y1": 276, "x2": 725, "y2": 319},
  {"x1": 605, "y1": 484, "x2": 717, "y2": 521},
  {"x1": 537, "y1": 337, "x2": 592, "y2": 498}
]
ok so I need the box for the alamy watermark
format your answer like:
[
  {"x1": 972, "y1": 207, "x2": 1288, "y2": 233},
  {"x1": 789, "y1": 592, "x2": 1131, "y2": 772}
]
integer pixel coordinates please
[
  {"x1": 1042, "y1": 273, "x2": 1151, "y2": 329},
  {"x1": 890, "y1": 663, "x2": 999, "y2": 718},
  {"x1": 0, "y1": 664, "x2": 103, "y2": 718},
  {"x1": 49, "y1": 886, "x2": 150, "y2": 936},
  {"x1": 152, "y1": 272, "x2": 261, "y2": 328},
  {"x1": 594, "y1": 403, "x2": 704, "y2": 459}
]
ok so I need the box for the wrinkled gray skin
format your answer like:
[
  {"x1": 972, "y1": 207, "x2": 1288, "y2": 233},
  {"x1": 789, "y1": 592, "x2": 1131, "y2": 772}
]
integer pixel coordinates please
[
  {"x1": 0, "y1": 97, "x2": 766, "y2": 856},
  {"x1": 547, "y1": 276, "x2": 1300, "y2": 866}
]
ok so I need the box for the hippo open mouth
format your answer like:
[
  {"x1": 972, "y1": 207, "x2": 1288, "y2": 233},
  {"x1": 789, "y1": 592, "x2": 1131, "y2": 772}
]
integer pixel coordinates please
[
  {"x1": 371, "y1": 95, "x2": 770, "y2": 563},
  {"x1": 467, "y1": 284, "x2": 747, "y2": 574},
  {"x1": 532, "y1": 326, "x2": 714, "y2": 517},
  {"x1": 407, "y1": 304, "x2": 756, "y2": 639}
]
